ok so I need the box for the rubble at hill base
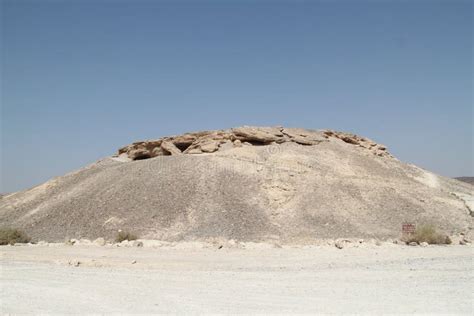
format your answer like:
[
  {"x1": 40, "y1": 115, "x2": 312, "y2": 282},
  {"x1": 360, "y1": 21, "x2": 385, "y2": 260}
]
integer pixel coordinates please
[{"x1": 117, "y1": 126, "x2": 391, "y2": 160}]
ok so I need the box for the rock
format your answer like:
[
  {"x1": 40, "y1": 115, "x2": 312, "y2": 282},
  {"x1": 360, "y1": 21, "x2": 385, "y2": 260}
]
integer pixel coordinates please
[
  {"x1": 200, "y1": 141, "x2": 220, "y2": 153},
  {"x1": 323, "y1": 130, "x2": 392, "y2": 158},
  {"x1": 93, "y1": 237, "x2": 106, "y2": 246},
  {"x1": 118, "y1": 126, "x2": 392, "y2": 160},
  {"x1": 409, "y1": 242, "x2": 418, "y2": 246},
  {"x1": 232, "y1": 126, "x2": 285, "y2": 144},
  {"x1": 218, "y1": 140, "x2": 234, "y2": 151},
  {"x1": 172, "y1": 134, "x2": 199, "y2": 148},
  {"x1": 120, "y1": 240, "x2": 131, "y2": 247},
  {"x1": 129, "y1": 148, "x2": 151, "y2": 160},
  {"x1": 131, "y1": 260, "x2": 137, "y2": 264},
  {"x1": 79, "y1": 239, "x2": 92, "y2": 245},
  {"x1": 184, "y1": 148, "x2": 202, "y2": 154},
  {"x1": 459, "y1": 239, "x2": 467, "y2": 245},
  {"x1": 335, "y1": 239, "x2": 349, "y2": 249},
  {"x1": 281, "y1": 128, "x2": 328, "y2": 145},
  {"x1": 132, "y1": 240, "x2": 143, "y2": 247},
  {"x1": 420, "y1": 242, "x2": 429, "y2": 247},
  {"x1": 69, "y1": 259, "x2": 81, "y2": 267},
  {"x1": 151, "y1": 147, "x2": 165, "y2": 156},
  {"x1": 161, "y1": 140, "x2": 182, "y2": 155},
  {"x1": 64, "y1": 239, "x2": 75, "y2": 246}
]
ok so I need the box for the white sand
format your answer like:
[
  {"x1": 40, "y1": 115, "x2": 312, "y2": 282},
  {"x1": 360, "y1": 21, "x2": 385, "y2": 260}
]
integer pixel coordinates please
[{"x1": 1, "y1": 245, "x2": 472, "y2": 314}]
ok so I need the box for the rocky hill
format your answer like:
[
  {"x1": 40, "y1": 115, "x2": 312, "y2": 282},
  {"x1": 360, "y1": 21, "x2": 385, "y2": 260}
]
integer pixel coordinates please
[
  {"x1": 0, "y1": 126, "x2": 472, "y2": 243},
  {"x1": 455, "y1": 177, "x2": 474, "y2": 186}
]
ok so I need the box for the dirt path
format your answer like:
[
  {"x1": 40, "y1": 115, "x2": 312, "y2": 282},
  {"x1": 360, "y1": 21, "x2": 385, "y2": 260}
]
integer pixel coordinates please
[{"x1": 1, "y1": 245, "x2": 472, "y2": 314}]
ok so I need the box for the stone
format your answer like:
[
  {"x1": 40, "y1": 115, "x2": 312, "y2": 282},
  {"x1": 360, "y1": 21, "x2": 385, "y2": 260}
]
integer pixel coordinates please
[
  {"x1": 335, "y1": 239, "x2": 348, "y2": 249},
  {"x1": 79, "y1": 239, "x2": 92, "y2": 245},
  {"x1": 420, "y1": 242, "x2": 429, "y2": 247},
  {"x1": 218, "y1": 140, "x2": 234, "y2": 151},
  {"x1": 118, "y1": 126, "x2": 392, "y2": 160},
  {"x1": 120, "y1": 240, "x2": 131, "y2": 247},
  {"x1": 132, "y1": 240, "x2": 143, "y2": 247},
  {"x1": 200, "y1": 141, "x2": 220, "y2": 153},
  {"x1": 93, "y1": 237, "x2": 106, "y2": 246},
  {"x1": 323, "y1": 130, "x2": 392, "y2": 158},
  {"x1": 65, "y1": 239, "x2": 75, "y2": 246},
  {"x1": 151, "y1": 147, "x2": 165, "y2": 157},
  {"x1": 184, "y1": 148, "x2": 202, "y2": 154},
  {"x1": 129, "y1": 148, "x2": 151, "y2": 160},
  {"x1": 232, "y1": 126, "x2": 284, "y2": 144},
  {"x1": 161, "y1": 141, "x2": 182, "y2": 155}
]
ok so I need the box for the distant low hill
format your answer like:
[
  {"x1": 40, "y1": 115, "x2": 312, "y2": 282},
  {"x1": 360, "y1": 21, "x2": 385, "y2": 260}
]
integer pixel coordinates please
[{"x1": 455, "y1": 177, "x2": 474, "y2": 185}]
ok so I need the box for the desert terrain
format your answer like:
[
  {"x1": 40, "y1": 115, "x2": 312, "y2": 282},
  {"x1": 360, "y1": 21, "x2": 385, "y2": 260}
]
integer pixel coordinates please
[
  {"x1": 1, "y1": 243, "x2": 473, "y2": 314},
  {"x1": 1, "y1": 127, "x2": 473, "y2": 314}
]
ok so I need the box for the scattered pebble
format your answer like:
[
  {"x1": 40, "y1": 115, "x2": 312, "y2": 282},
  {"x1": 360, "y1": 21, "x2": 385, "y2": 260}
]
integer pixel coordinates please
[{"x1": 132, "y1": 241, "x2": 143, "y2": 248}]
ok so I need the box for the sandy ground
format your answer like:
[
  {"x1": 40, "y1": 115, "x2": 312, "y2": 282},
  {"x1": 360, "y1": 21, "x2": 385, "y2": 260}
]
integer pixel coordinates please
[{"x1": 1, "y1": 245, "x2": 473, "y2": 314}]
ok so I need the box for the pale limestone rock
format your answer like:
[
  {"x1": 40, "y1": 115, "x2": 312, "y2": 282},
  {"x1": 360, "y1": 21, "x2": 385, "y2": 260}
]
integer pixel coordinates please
[{"x1": 161, "y1": 141, "x2": 182, "y2": 155}]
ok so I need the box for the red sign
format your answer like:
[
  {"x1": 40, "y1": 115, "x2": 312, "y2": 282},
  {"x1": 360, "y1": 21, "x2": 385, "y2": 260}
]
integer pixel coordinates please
[{"x1": 402, "y1": 223, "x2": 416, "y2": 234}]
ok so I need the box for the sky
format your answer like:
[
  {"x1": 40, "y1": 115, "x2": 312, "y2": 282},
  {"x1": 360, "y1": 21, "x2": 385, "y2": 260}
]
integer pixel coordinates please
[{"x1": 1, "y1": 0, "x2": 472, "y2": 193}]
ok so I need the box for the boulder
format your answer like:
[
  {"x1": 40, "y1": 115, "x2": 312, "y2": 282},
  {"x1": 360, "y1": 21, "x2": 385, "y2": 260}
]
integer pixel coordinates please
[
  {"x1": 232, "y1": 126, "x2": 285, "y2": 144},
  {"x1": 335, "y1": 239, "x2": 350, "y2": 249},
  {"x1": 161, "y1": 141, "x2": 182, "y2": 155},
  {"x1": 129, "y1": 148, "x2": 151, "y2": 160},
  {"x1": 93, "y1": 237, "x2": 106, "y2": 246},
  {"x1": 200, "y1": 141, "x2": 220, "y2": 153}
]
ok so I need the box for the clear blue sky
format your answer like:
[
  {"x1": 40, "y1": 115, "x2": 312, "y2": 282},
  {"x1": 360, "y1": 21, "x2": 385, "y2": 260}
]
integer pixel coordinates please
[{"x1": 1, "y1": 0, "x2": 472, "y2": 193}]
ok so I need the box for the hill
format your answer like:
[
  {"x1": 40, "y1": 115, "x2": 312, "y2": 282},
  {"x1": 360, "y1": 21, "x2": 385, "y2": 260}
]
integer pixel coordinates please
[
  {"x1": 1, "y1": 126, "x2": 472, "y2": 243},
  {"x1": 455, "y1": 177, "x2": 474, "y2": 185}
]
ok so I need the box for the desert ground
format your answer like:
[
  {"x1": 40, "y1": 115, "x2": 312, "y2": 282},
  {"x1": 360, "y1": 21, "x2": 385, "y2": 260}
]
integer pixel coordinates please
[{"x1": 1, "y1": 244, "x2": 472, "y2": 314}]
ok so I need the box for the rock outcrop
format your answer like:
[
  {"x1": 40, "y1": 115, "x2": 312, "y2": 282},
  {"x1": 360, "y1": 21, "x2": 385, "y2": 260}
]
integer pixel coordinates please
[{"x1": 117, "y1": 126, "x2": 392, "y2": 160}]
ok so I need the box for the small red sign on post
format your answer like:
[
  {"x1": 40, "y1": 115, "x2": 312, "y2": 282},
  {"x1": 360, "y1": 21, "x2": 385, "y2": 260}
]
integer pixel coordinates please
[{"x1": 402, "y1": 223, "x2": 416, "y2": 235}]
